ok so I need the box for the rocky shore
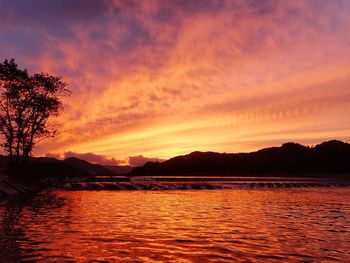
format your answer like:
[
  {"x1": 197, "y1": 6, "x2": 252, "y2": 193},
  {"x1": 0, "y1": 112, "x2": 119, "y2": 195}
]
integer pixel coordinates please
[{"x1": 0, "y1": 173, "x2": 34, "y2": 197}]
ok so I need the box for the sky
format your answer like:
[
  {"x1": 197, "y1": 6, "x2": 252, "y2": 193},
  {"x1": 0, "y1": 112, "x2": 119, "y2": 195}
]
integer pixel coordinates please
[{"x1": 1, "y1": 0, "x2": 350, "y2": 165}]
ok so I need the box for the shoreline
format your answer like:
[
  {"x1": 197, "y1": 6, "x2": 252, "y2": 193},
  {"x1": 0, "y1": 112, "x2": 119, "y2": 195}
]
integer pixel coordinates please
[
  {"x1": 62, "y1": 176, "x2": 350, "y2": 191},
  {"x1": 2, "y1": 173, "x2": 350, "y2": 196},
  {"x1": 0, "y1": 173, "x2": 36, "y2": 197}
]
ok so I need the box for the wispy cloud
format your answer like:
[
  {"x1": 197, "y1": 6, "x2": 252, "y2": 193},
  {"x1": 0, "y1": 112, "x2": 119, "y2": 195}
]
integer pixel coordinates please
[{"x1": 1, "y1": 0, "x2": 350, "y2": 162}]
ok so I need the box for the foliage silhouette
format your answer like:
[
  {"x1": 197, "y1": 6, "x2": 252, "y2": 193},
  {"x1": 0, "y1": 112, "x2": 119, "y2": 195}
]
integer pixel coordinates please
[{"x1": 0, "y1": 59, "x2": 70, "y2": 163}]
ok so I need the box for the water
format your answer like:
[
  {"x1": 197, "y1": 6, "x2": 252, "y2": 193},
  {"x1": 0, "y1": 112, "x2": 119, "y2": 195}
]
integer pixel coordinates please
[{"x1": 1, "y1": 188, "x2": 350, "y2": 262}]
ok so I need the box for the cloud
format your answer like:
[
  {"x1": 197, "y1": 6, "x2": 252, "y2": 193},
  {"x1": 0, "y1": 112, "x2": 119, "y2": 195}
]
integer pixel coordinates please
[
  {"x1": 128, "y1": 155, "x2": 165, "y2": 167},
  {"x1": 63, "y1": 151, "x2": 121, "y2": 165},
  {"x1": 1, "y1": 0, "x2": 350, "y2": 160},
  {"x1": 0, "y1": 0, "x2": 110, "y2": 27},
  {"x1": 46, "y1": 151, "x2": 163, "y2": 166}
]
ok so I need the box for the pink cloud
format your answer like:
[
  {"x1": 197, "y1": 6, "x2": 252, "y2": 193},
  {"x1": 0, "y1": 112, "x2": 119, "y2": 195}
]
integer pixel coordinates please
[
  {"x1": 63, "y1": 151, "x2": 121, "y2": 165},
  {"x1": 1, "y1": 0, "x2": 350, "y2": 160}
]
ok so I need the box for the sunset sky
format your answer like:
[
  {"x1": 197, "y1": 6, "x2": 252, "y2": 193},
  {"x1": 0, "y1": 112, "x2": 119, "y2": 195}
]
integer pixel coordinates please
[{"x1": 1, "y1": 0, "x2": 350, "y2": 165}]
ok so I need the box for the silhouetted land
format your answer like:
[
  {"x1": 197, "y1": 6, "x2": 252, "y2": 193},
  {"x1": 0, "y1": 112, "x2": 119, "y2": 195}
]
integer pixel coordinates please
[
  {"x1": 1, "y1": 140, "x2": 350, "y2": 196},
  {"x1": 0, "y1": 156, "x2": 131, "y2": 196},
  {"x1": 132, "y1": 140, "x2": 350, "y2": 177},
  {"x1": 0, "y1": 156, "x2": 130, "y2": 178},
  {"x1": 1, "y1": 140, "x2": 349, "y2": 181}
]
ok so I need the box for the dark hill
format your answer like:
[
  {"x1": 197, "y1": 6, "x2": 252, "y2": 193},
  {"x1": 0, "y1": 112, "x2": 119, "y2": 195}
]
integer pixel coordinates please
[
  {"x1": 103, "y1": 165, "x2": 132, "y2": 175},
  {"x1": 63, "y1": 157, "x2": 115, "y2": 176},
  {"x1": 132, "y1": 140, "x2": 350, "y2": 176},
  {"x1": 0, "y1": 155, "x2": 117, "y2": 179}
]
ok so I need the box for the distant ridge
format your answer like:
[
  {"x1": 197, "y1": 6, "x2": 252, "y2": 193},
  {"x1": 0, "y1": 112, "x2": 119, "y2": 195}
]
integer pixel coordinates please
[
  {"x1": 63, "y1": 157, "x2": 115, "y2": 176},
  {"x1": 0, "y1": 155, "x2": 127, "y2": 177},
  {"x1": 103, "y1": 165, "x2": 132, "y2": 175},
  {"x1": 132, "y1": 140, "x2": 350, "y2": 176}
]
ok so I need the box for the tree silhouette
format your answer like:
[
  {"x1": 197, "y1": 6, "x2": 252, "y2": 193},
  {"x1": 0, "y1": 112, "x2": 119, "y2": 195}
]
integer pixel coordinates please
[{"x1": 0, "y1": 59, "x2": 70, "y2": 163}]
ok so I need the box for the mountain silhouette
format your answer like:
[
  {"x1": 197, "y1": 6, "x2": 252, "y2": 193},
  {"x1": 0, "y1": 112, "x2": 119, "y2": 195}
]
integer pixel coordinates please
[
  {"x1": 63, "y1": 157, "x2": 115, "y2": 176},
  {"x1": 103, "y1": 165, "x2": 132, "y2": 175},
  {"x1": 0, "y1": 155, "x2": 119, "y2": 179},
  {"x1": 132, "y1": 140, "x2": 350, "y2": 176}
]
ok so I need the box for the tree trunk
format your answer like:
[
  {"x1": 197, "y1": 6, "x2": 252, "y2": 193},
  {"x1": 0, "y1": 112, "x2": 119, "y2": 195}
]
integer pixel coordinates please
[{"x1": 8, "y1": 139, "x2": 13, "y2": 163}]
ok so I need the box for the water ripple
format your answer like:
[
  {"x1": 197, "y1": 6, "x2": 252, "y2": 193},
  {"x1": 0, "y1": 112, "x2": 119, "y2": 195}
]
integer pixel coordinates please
[{"x1": 1, "y1": 188, "x2": 350, "y2": 262}]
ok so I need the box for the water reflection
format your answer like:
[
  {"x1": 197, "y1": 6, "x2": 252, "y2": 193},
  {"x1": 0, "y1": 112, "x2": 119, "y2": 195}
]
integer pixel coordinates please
[
  {"x1": 0, "y1": 189, "x2": 350, "y2": 262},
  {"x1": 0, "y1": 193, "x2": 68, "y2": 262}
]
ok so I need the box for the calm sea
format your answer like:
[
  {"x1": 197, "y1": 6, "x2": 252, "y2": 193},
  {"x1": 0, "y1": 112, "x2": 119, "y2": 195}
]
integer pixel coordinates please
[{"x1": 1, "y1": 188, "x2": 350, "y2": 262}]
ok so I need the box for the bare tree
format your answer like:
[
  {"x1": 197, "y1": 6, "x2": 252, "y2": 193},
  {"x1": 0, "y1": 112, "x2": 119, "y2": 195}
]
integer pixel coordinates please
[{"x1": 0, "y1": 59, "x2": 70, "y2": 163}]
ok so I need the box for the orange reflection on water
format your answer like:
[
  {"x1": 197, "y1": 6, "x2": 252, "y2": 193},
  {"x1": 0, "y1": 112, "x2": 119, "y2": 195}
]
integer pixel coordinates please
[{"x1": 1, "y1": 189, "x2": 350, "y2": 262}]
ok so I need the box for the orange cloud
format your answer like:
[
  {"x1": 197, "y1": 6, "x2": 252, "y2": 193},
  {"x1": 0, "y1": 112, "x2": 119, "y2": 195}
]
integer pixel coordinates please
[{"x1": 1, "y1": 0, "x2": 350, "y2": 163}]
